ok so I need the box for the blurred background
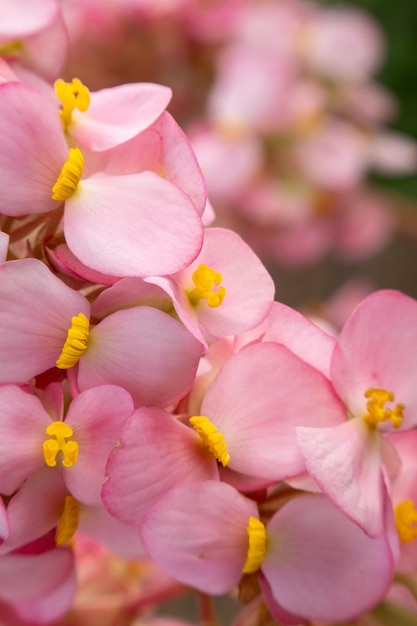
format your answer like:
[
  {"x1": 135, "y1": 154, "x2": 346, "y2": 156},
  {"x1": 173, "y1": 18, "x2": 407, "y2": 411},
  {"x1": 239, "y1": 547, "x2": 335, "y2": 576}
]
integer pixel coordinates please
[{"x1": 61, "y1": 0, "x2": 417, "y2": 325}]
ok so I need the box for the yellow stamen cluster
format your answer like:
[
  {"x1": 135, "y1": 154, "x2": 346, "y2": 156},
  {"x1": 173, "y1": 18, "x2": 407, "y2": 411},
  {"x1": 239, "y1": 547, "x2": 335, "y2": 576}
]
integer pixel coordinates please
[
  {"x1": 363, "y1": 388, "x2": 404, "y2": 429},
  {"x1": 56, "y1": 495, "x2": 79, "y2": 546},
  {"x1": 187, "y1": 264, "x2": 226, "y2": 308},
  {"x1": 189, "y1": 415, "x2": 230, "y2": 466},
  {"x1": 394, "y1": 500, "x2": 417, "y2": 543},
  {"x1": 243, "y1": 517, "x2": 267, "y2": 574},
  {"x1": 56, "y1": 312, "x2": 90, "y2": 369},
  {"x1": 43, "y1": 421, "x2": 79, "y2": 468},
  {"x1": 52, "y1": 147, "x2": 84, "y2": 202},
  {"x1": 0, "y1": 40, "x2": 23, "y2": 56},
  {"x1": 55, "y1": 77, "x2": 90, "y2": 130}
]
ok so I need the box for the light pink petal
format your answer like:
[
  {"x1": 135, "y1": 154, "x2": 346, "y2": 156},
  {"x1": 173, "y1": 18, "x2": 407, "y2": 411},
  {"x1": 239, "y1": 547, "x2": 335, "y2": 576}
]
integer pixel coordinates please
[
  {"x1": 331, "y1": 290, "x2": 417, "y2": 428},
  {"x1": 65, "y1": 172, "x2": 203, "y2": 277},
  {"x1": 0, "y1": 548, "x2": 75, "y2": 605},
  {"x1": 22, "y1": 6, "x2": 69, "y2": 80},
  {"x1": 63, "y1": 386, "x2": 134, "y2": 506},
  {"x1": 79, "y1": 505, "x2": 146, "y2": 559},
  {"x1": 0, "y1": 468, "x2": 67, "y2": 554},
  {"x1": 0, "y1": 500, "x2": 8, "y2": 545},
  {"x1": 46, "y1": 242, "x2": 121, "y2": 286},
  {"x1": 0, "y1": 81, "x2": 67, "y2": 216},
  {"x1": 201, "y1": 342, "x2": 345, "y2": 481},
  {"x1": 263, "y1": 301, "x2": 336, "y2": 378},
  {"x1": 92, "y1": 277, "x2": 171, "y2": 319},
  {"x1": 78, "y1": 306, "x2": 202, "y2": 408},
  {"x1": 0, "y1": 385, "x2": 53, "y2": 494},
  {"x1": 70, "y1": 83, "x2": 172, "y2": 151},
  {"x1": 140, "y1": 481, "x2": 257, "y2": 594},
  {"x1": 0, "y1": 258, "x2": 90, "y2": 383},
  {"x1": 263, "y1": 494, "x2": 393, "y2": 622},
  {"x1": 102, "y1": 407, "x2": 218, "y2": 527},
  {"x1": 0, "y1": 0, "x2": 57, "y2": 37},
  {"x1": 102, "y1": 111, "x2": 207, "y2": 215},
  {"x1": 0, "y1": 232, "x2": 9, "y2": 261},
  {"x1": 297, "y1": 418, "x2": 386, "y2": 536}
]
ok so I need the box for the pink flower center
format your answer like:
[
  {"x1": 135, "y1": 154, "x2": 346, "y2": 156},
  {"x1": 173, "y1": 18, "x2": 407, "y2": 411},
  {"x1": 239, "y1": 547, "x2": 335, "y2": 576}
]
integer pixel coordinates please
[{"x1": 362, "y1": 387, "x2": 404, "y2": 429}]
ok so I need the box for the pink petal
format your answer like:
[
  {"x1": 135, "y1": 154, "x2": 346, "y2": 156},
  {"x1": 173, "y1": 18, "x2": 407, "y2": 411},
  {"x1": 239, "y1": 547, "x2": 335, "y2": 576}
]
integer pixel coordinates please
[
  {"x1": 70, "y1": 83, "x2": 172, "y2": 151},
  {"x1": 297, "y1": 418, "x2": 386, "y2": 536},
  {"x1": 263, "y1": 301, "x2": 336, "y2": 378},
  {"x1": 79, "y1": 505, "x2": 146, "y2": 559},
  {"x1": 0, "y1": 385, "x2": 53, "y2": 494},
  {"x1": 262, "y1": 494, "x2": 393, "y2": 622},
  {"x1": 102, "y1": 407, "x2": 218, "y2": 527},
  {"x1": 331, "y1": 290, "x2": 417, "y2": 428},
  {"x1": 92, "y1": 277, "x2": 171, "y2": 319},
  {"x1": 201, "y1": 342, "x2": 345, "y2": 480},
  {"x1": 78, "y1": 306, "x2": 202, "y2": 408},
  {"x1": 0, "y1": 0, "x2": 57, "y2": 37},
  {"x1": 63, "y1": 386, "x2": 134, "y2": 506},
  {"x1": 0, "y1": 258, "x2": 90, "y2": 383},
  {"x1": 0, "y1": 81, "x2": 67, "y2": 216},
  {"x1": 65, "y1": 172, "x2": 203, "y2": 277},
  {"x1": 140, "y1": 481, "x2": 257, "y2": 594}
]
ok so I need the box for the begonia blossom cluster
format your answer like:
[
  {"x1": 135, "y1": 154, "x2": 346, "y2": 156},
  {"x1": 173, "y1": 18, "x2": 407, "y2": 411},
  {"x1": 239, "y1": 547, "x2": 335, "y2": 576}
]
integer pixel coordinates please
[
  {"x1": 0, "y1": 2, "x2": 417, "y2": 626},
  {"x1": 60, "y1": 0, "x2": 417, "y2": 267}
]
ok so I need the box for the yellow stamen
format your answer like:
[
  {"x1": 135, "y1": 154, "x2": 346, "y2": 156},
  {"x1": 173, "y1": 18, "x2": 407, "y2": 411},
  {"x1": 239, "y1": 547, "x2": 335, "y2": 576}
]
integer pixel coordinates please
[
  {"x1": 55, "y1": 77, "x2": 90, "y2": 130},
  {"x1": 56, "y1": 495, "x2": 79, "y2": 546},
  {"x1": 52, "y1": 147, "x2": 84, "y2": 202},
  {"x1": 187, "y1": 264, "x2": 226, "y2": 308},
  {"x1": 394, "y1": 500, "x2": 417, "y2": 543},
  {"x1": 189, "y1": 415, "x2": 230, "y2": 466},
  {"x1": 56, "y1": 312, "x2": 90, "y2": 369},
  {"x1": 243, "y1": 517, "x2": 267, "y2": 574},
  {"x1": 43, "y1": 421, "x2": 79, "y2": 468},
  {"x1": 363, "y1": 388, "x2": 404, "y2": 429},
  {"x1": 0, "y1": 40, "x2": 23, "y2": 57}
]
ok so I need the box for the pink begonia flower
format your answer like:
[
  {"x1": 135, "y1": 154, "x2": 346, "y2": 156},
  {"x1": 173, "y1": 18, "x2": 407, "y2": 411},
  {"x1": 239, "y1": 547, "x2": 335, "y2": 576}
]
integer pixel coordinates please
[
  {"x1": 140, "y1": 481, "x2": 394, "y2": 623},
  {"x1": 302, "y1": 6, "x2": 385, "y2": 83},
  {"x1": 187, "y1": 341, "x2": 345, "y2": 482},
  {"x1": 147, "y1": 227, "x2": 275, "y2": 347},
  {"x1": 0, "y1": 258, "x2": 202, "y2": 407},
  {"x1": 189, "y1": 124, "x2": 263, "y2": 203},
  {"x1": 0, "y1": 0, "x2": 69, "y2": 79},
  {"x1": 102, "y1": 406, "x2": 219, "y2": 528},
  {"x1": 208, "y1": 44, "x2": 296, "y2": 133},
  {"x1": 297, "y1": 290, "x2": 417, "y2": 537},
  {"x1": 0, "y1": 81, "x2": 204, "y2": 277},
  {"x1": 0, "y1": 383, "x2": 133, "y2": 499},
  {"x1": 369, "y1": 131, "x2": 417, "y2": 175}
]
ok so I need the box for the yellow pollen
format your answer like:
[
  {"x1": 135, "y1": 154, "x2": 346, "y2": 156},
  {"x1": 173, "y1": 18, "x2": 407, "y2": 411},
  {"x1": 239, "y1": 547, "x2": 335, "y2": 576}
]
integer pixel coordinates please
[
  {"x1": 55, "y1": 77, "x2": 90, "y2": 130},
  {"x1": 0, "y1": 40, "x2": 23, "y2": 57},
  {"x1": 56, "y1": 312, "x2": 90, "y2": 369},
  {"x1": 43, "y1": 421, "x2": 79, "y2": 468},
  {"x1": 189, "y1": 415, "x2": 230, "y2": 466},
  {"x1": 187, "y1": 264, "x2": 226, "y2": 308},
  {"x1": 56, "y1": 495, "x2": 79, "y2": 546},
  {"x1": 52, "y1": 147, "x2": 84, "y2": 202},
  {"x1": 363, "y1": 387, "x2": 404, "y2": 429},
  {"x1": 243, "y1": 517, "x2": 267, "y2": 574},
  {"x1": 394, "y1": 500, "x2": 417, "y2": 543}
]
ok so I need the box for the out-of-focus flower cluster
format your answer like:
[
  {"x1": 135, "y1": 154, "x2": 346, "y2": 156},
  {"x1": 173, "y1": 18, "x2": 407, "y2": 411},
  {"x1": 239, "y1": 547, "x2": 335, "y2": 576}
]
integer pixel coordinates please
[
  {"x1": 1, "y1": 2, "x2": 417, "y2": 626},
  {"x1": 61, "y1": 0, "x2": 417, "y2": 267}
]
